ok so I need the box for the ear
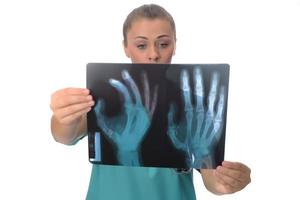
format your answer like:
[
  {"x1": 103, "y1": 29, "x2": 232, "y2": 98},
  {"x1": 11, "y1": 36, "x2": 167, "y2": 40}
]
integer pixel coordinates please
[{"x1": 123, "y1": 40, "x2": 130, "y2": 58}]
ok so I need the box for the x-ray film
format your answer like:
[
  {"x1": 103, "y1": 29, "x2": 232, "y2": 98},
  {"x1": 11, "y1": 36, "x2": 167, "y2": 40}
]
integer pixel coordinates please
[{"x1": 87, "y1": 63, "x2": 229, "y2": 169}]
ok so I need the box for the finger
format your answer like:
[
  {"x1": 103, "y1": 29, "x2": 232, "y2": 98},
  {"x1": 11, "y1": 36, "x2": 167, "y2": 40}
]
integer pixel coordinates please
[
  {"x1": 202, "y1": 72, "x2": 219, "y2": 139},
  {"x1": 216, "y1": 165, "x2": 244, "y2": 181},
  {"x1": 122, "y1": 70, "x2": 142, "y2": 105},
  {"x1": 215, "y1": 86, "x2": 225, "y2": 121},
  {"x1": 180, "y1": 70, "x2": 193, "y2": 139},
  {"x1": 207, "y1": 72, "x2": 220, "y2": 116},
  {"x1": 181, "y1": 70, "x2": 193, "y2": 110},
  {"x1": 55, "y1": 100, "x2": 94, "y2": 120},
  {"x1": 193, "y1": 68, "x2": 205, "y2": 138},
  {"x1": 51, "y1": 94, "x2": 93, "y2": 110},
  {"x1": 222, "y1": 161, "x2": 251, "y2": 173},
  {"x1": 214, "y1": 170, "x2": 233, "y2": 187},
  {"x1": 53, "y1": 87, "x2": 89, "y2": 97},
  {"x1": 109, "y1": 78, "x2": 133, "y2": 105},
  {"x1": 168, "y1": 103, "x2": 177, "y2": 131},
  {"x1": 59, "y1": 107, "x2": 91, "y2": 125},
  {"x1": 218, "y1": 163, "x2": 251, "y2": 186},
  {"x1": 194, "y1": 67, "x2": 204, "y2": 111},
  {"x1": 210, "y1": 86, "x2": 225, "y2": 142},
  {"x1": 215, "y1": 167, "x2": 243, "y2": 189},
  {"x1": 94, "y1": 99, "x2": 105, "y2": 117},
  {"x1": 142, "y1": 71, "x2": 150, "y2": 110},
  {"x1": 51, "y1": 88, "x2": 90, "y2": 109},
  {"x1": 94, "y1": 99, "x2": 115, "y2": 140}
]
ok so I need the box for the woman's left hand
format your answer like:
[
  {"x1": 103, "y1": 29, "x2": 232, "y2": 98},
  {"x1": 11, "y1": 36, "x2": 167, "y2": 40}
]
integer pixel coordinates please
[
  {"x1": 214, "y1": 161, "x2": 251, "y2": 194},
  {"x1": 201, "y1": 161, "x2": 251, "y2": 195}
]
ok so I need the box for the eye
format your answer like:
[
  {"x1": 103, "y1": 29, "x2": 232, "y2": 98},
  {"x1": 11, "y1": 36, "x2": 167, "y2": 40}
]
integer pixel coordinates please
[
  {"x1": 158, "y1": 42, "x2": 169, "y2": 48},
  {"x1": 137, "y1": 44, "x2": 146, "y2": 49}
]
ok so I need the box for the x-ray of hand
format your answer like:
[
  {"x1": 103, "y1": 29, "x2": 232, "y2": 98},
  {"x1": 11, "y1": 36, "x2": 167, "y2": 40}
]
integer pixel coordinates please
[
  {"x1": 94, "y1": 70, "x2": 158, "y2": 166},
  {"x1": 167, "y1": 68, "x2": 225, "y2": 168}
]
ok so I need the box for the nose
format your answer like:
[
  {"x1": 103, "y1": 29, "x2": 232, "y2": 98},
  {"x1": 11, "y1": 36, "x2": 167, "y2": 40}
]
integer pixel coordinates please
[{"x1": 148, "y1": 46, "x2": 160, "y2": 63}]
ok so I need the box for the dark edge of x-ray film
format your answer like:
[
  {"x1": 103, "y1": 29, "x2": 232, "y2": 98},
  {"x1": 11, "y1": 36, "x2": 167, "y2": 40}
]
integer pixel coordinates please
[{"x1": 87, "y1": 63, "x2": 229, "y2": 169}]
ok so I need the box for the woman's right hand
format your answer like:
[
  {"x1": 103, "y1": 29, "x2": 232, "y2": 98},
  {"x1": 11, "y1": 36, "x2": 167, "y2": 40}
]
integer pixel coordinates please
[
  {"x1": 50, "y1": 88, "x2": 94, "y2": 126},
  {"x1": 50, "y1": 88, "x2": 95, "y2": 144}
]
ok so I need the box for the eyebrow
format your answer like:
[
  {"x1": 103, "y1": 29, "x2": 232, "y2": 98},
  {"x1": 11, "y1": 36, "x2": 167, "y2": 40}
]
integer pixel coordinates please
[{"x1": 134, "y1": 34, "x2": 171, "y2": 40}]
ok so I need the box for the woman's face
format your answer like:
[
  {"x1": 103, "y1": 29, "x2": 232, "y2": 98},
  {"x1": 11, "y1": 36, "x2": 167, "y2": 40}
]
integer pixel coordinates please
[{"x1": 123, "y1": 18, "x2": 176, "y2": 64}]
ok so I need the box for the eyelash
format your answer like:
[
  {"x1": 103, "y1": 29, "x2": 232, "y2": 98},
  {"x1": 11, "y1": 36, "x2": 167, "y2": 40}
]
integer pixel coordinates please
[
  {"x1": 137, "y1": 44, "x2": 146, "y2": 49},
  {"x1": 136, "y1": 43, "x2": 169, "y2": 50},
  {"x1": 159, "y1": 43, "x2": 169, "y2": 48}
]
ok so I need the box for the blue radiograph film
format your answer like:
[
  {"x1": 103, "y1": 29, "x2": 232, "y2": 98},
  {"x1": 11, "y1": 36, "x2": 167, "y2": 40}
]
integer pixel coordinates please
[
  {"x1": 94, "y1": 132, "x2": 101, "y2": 162},
  {"x1": 87, "y1": 63, "x2": 229, "y2": 169}
]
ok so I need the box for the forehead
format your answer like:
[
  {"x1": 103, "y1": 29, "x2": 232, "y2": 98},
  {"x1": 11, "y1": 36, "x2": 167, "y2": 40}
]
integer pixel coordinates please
[{"x1": 127, "y1": 18, "x2": 174, "y2": 39}]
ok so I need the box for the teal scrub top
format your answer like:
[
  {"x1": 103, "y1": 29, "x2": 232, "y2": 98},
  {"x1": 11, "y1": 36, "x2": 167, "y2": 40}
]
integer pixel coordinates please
[{"x1": 86, "y1": 165, "x2": 196, "y2": 200}]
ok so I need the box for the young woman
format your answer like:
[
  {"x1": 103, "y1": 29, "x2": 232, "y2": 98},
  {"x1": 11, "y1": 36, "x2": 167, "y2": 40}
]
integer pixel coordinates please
[{"x1": 50, "y1": 4, "x2": 251, "y2": 200}]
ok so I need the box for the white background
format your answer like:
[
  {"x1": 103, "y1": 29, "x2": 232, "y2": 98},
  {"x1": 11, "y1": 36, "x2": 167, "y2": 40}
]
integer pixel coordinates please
[{"x1": 0, "y1": 0, "x2": 300, "y2": 199}]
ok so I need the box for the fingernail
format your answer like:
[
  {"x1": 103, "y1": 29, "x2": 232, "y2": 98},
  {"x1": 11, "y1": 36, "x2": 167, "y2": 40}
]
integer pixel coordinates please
[
  {"x1": 87, "y1": 95, "x2": 92, "y2": 100},
  {"x1": 83, "y1": 89, "x2": 90, "y2": 94}
]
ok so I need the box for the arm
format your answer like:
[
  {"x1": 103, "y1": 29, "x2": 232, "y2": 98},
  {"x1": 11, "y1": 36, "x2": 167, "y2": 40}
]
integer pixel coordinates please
[
  {"x1": 50, "y1": 88, "x2": 94, "y2": 145},
  {"x1": 200, "y1": 161, "x2": 251, "y2": 195}
]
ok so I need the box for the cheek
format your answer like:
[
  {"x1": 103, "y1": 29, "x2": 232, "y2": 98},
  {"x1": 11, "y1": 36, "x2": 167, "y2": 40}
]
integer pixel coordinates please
[
  {"x1": 161, "y1": 49, "x2": 174, "y2": 61},
  {"x1": 129, "y1": 50, "x2": 148, "y2": 63}
]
